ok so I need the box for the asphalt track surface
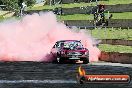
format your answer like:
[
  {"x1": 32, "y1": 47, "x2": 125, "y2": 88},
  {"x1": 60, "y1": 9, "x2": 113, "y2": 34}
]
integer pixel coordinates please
[{"x1": 0, "y1": 61, "x2": 131, "y2": 88}]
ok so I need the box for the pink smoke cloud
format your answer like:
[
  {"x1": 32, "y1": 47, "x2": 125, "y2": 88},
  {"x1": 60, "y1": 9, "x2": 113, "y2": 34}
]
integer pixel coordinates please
[{"x1": 0, "y1": 12, "x2": 100, "y2": 62}]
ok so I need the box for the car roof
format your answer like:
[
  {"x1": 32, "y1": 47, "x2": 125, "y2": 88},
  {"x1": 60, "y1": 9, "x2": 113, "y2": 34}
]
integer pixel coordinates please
[{"x1": 56, "y1": 40, "x2": 80, "y2": 43}]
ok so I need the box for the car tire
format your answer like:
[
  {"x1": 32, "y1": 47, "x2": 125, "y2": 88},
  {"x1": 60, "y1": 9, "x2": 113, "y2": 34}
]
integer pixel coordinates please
[
  {"x1": 83, "y1": 58, "x2": 89, "y2": 64},
  {"x1": 79, "y1": 76, "x2": 86, "y2": 84},
  {"x1": 57, "y1": 57, "x2": 64, "y2": 63}
]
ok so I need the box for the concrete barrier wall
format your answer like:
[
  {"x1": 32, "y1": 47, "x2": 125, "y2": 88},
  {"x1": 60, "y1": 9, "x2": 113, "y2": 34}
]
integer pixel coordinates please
[
  {"x1": 62, "y1": 7, "x2": 93, "y2": 14},
  {"x1": 26, "y1": 9, "x2": 51, "y2": 14},
  {"x1": 62, "y1": 4, "x2": 132, "y2": 14},
  {"x1": 100, "y1": 52, "x2": 132, "y2": 64},
  {"x1": 108, "y1": 19, "x2": 132, "y2": 28},
  {"x1": 64, "y1": 20, "x2": 93, "y2": 26},
  {"x1": 64, "y1": 20, "x2": 93, "y2": 27},
  {"x1": 100, "y1": 39, "x2": 132, "y2": 46},
  {"x1": 27, "y1": 4, "x2": 132, "y2": 14},
  {"x1": 46, "y1": 0, "x2": 94, "y2": 4},
  {"x1": 64, "y1": 19, "x2": 132, "y2": 28},
  {"x1": 106, "y1": 4, "x2": 132, "y2": 12},
  {"x1": 46, "y1": 0, "x2": 111, "y2": 4}
]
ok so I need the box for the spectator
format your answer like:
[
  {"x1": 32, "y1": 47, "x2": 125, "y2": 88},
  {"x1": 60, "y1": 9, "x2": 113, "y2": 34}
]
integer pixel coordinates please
[
  {"x1": 109, "y1": 14, "x2": 113, "y2": 19},
  {"x1": 53, "y1": 7, "x2": 58, "y2": 14},
  {"x1": 98, "y1": 4, "x2": 105, "y2": 13},
  {"x1": 94, "y1": 12, "x2": 98, "y2": 20}
]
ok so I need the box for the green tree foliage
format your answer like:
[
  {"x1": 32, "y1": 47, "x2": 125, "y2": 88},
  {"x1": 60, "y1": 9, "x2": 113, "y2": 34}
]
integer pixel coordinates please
[
  {"x1": 1, "y1": 0, "x2": 18, "y2": 11},
  {"x1": 45, "y1": 0, "x2": 50, "y2": 5},
  {"x1": 25, "y1": 0, "x2": 36, "y2": 6},
  {"x1": 0, "y1": 1, "x2": 3, "y2": 5},
  {"x1": 0, "y1": 0, "x2": 36, "y2": 11}
]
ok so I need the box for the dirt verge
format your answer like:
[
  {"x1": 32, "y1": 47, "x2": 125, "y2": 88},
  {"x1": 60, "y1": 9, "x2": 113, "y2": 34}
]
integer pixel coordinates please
[
  {"x1": 100, "y1": 39, "x2": 132, "y2": 46},
  {"x1": 100, "y1": 51, "x2": 132, "y2": 64}
]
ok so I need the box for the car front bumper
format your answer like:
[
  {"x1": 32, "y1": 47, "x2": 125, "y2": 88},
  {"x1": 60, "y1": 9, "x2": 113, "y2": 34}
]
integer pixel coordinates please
[{"x1": 60, "y1": 54, "x2": 88, "y2": 60}]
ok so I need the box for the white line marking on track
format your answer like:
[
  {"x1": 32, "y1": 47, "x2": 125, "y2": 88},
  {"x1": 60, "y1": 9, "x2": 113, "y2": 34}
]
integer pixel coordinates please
[{"x1": 0, "y1": 80, "x2": 77, "y2": 84}]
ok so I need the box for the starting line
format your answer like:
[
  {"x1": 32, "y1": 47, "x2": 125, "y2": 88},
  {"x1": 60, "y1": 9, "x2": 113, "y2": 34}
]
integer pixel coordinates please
[{"x1": 0, "y1": 80, "x2": 77, "y2": 84}]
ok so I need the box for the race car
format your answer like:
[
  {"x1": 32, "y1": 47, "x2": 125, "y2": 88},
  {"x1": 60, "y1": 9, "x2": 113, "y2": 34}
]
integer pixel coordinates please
[{"x1": 50, "y1": 40, "x2": 89, "y2": 64}]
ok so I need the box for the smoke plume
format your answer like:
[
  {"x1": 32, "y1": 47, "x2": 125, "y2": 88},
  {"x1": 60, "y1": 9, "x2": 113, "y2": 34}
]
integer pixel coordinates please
[{"x1": 0, "y1": 12, "x2": 100, "y2": 62}]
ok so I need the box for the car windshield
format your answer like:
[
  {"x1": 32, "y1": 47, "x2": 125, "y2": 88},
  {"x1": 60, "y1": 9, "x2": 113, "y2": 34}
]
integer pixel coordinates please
[{"x1": 63, "y1": 41, "x2": 83, "y2": 49}]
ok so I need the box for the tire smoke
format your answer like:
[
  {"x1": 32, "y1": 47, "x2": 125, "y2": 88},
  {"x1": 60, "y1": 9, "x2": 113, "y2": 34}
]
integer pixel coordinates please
[{"x1": 0, "y1": 12, "x2": 100, "y2": 62}]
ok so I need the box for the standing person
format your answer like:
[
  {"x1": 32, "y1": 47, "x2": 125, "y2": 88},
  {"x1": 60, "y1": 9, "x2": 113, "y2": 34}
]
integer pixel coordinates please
[
  {"x1": 94, "y1": 12, "x2": 98, "y2": 20},
  {"x1": 22, "y1": 2, "x2": 27, "y2": 15},
  {"x1": 18, "y1": 0, "x2": 23, "y2": 16},
  {"x1": 98, "y1": 4, "x2": 105, "y2": 13},
  {"x1": 98, "y1": 4, "x2": 105, "y2": 23}
]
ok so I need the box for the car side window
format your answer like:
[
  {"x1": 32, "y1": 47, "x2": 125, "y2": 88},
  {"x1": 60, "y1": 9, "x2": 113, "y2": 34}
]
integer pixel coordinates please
[
  {"x1": 53, "y1": 42, "x2": 64, "y2": 48},
  {"x1": 56, "y1": 42, "x2": 64, "y2": 48},
  {"x1": 57, "y1": 42, "x2": 62, "y2": 48},
  {"x1": 53, "y1": 42, "x2": 60, "y2": 48}
]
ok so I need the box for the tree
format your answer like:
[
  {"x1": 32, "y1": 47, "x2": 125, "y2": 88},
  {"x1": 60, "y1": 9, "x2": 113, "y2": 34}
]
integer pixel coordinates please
[
  {"x1": 1, "y1": 0, "x2": 18, "y2": 11},
  {"x1": 1, "y1": 0, "x2": 36, "y2": 11},
  {"x1": 0, "y1": 1, "x2": 3, "y2": 5},
  {"x1": 25, "y1": 0, "x2": 36, "y2": 7}
]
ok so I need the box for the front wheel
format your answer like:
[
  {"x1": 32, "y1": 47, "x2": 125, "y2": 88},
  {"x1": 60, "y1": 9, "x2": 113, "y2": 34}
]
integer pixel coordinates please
[
  {"x1": 83, "y1": 58, "x2": 89, "y2": 64},
  {"x1": 57, "y1": 57, "x2": 64, "y2": 63}
]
